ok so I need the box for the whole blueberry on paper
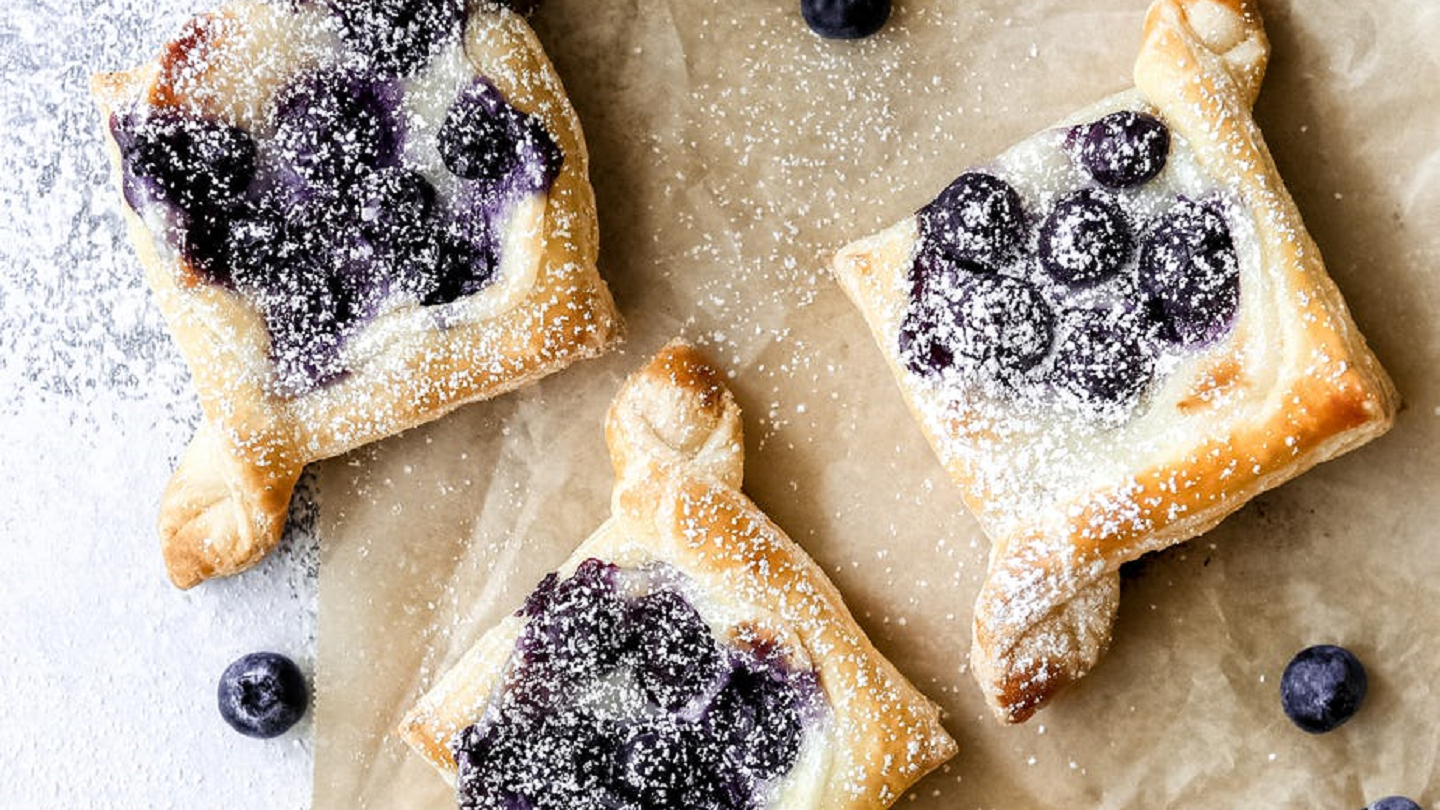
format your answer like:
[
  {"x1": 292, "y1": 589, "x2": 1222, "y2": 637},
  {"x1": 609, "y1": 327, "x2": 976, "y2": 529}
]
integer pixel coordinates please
[
  {"x1": 217, "y1": 652, "x2": 309, "y2": 738},
  {"x1": 801, "y1": 0, "x2": 892, "y2": 40},
  {"x1": 1363, "y1": 798, "x2": 1422, "y2": 810},
  {"x1": 1279, "y1": 644, "x2": 1367, "y2": 733}
]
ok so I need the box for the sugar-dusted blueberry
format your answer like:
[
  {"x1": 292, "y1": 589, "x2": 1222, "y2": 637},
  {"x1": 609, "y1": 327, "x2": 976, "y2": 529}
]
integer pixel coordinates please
[
  {"x1": 358, "y1": 167, "x2": 436, "y2": 242},
  {"x1": 455, "y1": 707, "x2": 616, "y2": 808},
  {"x1": 700, "y1": 665, "x2": 804, "y2": 782},
  {"x1": 626, "y1": 590, "x2": 726, "y2": 711},
  {"x1": 1038, "y1": 189, "x2": 1134, "y2": 285},
  {"x1": 116, "y1": 109, "x2": 256, "y2": 213},
  {"x1": 800, "y1": 0, "x2": 892, "y2": 40},
  {"x1": 438, "y1": 80, "x2": 528, "y2": 183},
  {"x1": 898, "y1": 249, "x2": 984, "y2": 378},
  {"x1": 919, "y1": 172, "x2": 1026, "y2": 269},
  {"x1": 949, "y1": 274, "x2": 1055, "y2": 376},
  {"x1": 178, "y1": 209, "x2": 239, "y2": 284},
  {"x1": 217, "y1": 652, "x2": 308, "y2": 739},
  {"x1": 1077, "y1": 110, "x2": 1170, "y2": 188},
  {"x1": 273, "y1": 70, "x2": 397, "y2": 190},
  {"x1": 1138, "y1": 199, "x2": 1240, "y2": 346},
  {"x1": 518, "y1": 558, "x2": 628, "y2": 693},
  {"x1": 1280, "y1": 644, "x2": 1368, "y2": 734},
  {"x1": 1365, "y1": 798, "x2": 1423, "y2": 810},
  {"x1": 908, "y1": 243, "x2": 985, "y2": 303},
  {"x1": 410, "y1": 221, "x2": 498, "y2": 306},
  {"x1": 898, "y1": 306, "x2": 954, "y2": 379},
  {"x1": 327, "y1": 0, "x2": 465, "y2": 77},
  {"x1": 615, "y1": 727, "x2": 695, "y2": 805},
  {"x1": 1049, "y1": 309, "x2": 1154, "y2": 409}
]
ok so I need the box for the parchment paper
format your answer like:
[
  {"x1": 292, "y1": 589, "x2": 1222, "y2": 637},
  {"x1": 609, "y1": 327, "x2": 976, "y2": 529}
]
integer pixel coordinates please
[{"x1": 312, "y1": 1, "x2": 1440, "y2": 807}]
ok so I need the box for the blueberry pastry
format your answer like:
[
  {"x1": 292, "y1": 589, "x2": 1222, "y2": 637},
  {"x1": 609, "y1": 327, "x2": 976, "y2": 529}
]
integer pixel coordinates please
[
  {"x1": 91, "y1": 0, "x2": 621, "y2": 588},
  {"x1": 398, "y1": 342, "x2": 957, "y2": 809},
  {"x1": 832, "y1": 0, "x2": 1398, "y2": 723}
]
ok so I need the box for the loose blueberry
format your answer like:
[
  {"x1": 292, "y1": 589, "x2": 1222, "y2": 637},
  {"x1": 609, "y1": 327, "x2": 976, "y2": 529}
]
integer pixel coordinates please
[
  {"x1": 1138, "y1": 199, "x2": 1240, "y2": 346},
  {"x1": 919, "y1": 172, "x2": 1026, "y2": 269},
  {"x1": 217, "y1": 652, "x2": 308, "y2": 739},
  {"x1": 800, "y1": 0, "x2": 891, "y2": 40},
  {"x1": 327, "y1": 0, "x2": 465, "y2": 77},
  {"x1": 1280, "y1": 644, "x2": 1368, "y2": 734},
  {"x1": 1038, "y1": 189, "x2": 1134, "y2": 285},
  {"x1": 1365, "y1": 798, "x2": 1423, "y2": 810},
  {"x1": 1076, "y1": 111, "x2": 1170, "y2": 188},
  {"x1": 116, "y1": 109, "x2": 256, "y2": 213},
  {"x1": 949, "y1": 274, "x2": 1055, "y2": 376},
  {"x1": 1048, "y1": 309, "x2": 1154, "y2": 408},
  {"x1": 626, "y1": 590, "x2": 726, "y2": 711},
  {"x1": 273, "y1": 70, "x2": 397, "y2": 190}
]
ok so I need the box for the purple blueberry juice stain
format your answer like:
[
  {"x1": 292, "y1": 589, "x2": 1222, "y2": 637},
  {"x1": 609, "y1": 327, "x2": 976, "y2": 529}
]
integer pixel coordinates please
[
  {"x1": 901, "y1": 110, "x2": 1240, "y2": 420},
  {"x1": 453, "y1": 559, "x2": 823, "y2": 810},
  {"x1": 111, "y1": 54, "x2": 564, "y2": 396}
]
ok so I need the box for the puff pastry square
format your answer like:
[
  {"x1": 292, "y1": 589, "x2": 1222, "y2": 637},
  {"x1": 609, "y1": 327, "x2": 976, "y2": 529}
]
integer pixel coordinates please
[
  {"x1": 92, "y1": 0, "x2": 621, "y2": 588},
  {"x1": 399, "y1": 342, "x2": 957, "y2": 809},
  {"x1": 832, "y1": 0, "x2": 1398, "y2": 723}
]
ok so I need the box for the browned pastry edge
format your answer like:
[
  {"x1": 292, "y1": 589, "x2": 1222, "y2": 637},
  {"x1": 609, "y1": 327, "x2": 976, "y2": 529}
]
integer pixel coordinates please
[{"x1": 398, "y1": 341, "x2": 958, "y2": 809}]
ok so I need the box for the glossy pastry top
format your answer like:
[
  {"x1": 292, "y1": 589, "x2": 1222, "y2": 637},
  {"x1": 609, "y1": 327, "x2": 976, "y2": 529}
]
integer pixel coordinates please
[
  {"x1": 108, "y1": 0, "x2": 564, "y2": 396},
  {"x1": 454, "y1": 558, "x2": 826, "y2": 810}
]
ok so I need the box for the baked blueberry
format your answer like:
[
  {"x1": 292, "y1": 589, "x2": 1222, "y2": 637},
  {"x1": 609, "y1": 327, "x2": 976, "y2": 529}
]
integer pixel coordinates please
[
  {"x1": 898, "y1": 307, "x2": 954, "y2": 379},
  {"x1": 273, "y1": 70, "x2": 397, "y2": 190},
  {"x1": 1077, "y1": 111, "x2": 1170, "y2": 188},
  {"x1": 411, "y1": 222, "x2": 498, "y2": 306},
  {"x1": 908, "y1": 243, "x2": 986, "y2": 302},
  {"x1": 518, "y1": 559, "x2": 628, "y2": 693},
  {"x1": 1049, "y1": 309, "x2": 1154, "y2": 408},
  {"x1": 115, "y1": 110, "x2": 256, "y2": 214},
  {"x1": 327, "y1": 0, "x2": 465, "y2": 77},
  {"x1": 358, "y1": 167, "x2": 436, "y2": 242},
  {"x1": 616, "y1": 727, "x2": 694, "y2": 804},
  {"x1": 701, "y1": 665, "x2": 804, "y2": 782},
  {"x1": 1138, "y1": 199, "x2": 1240, "y2": 346},
  {"x1": 217, "y1": 652, "x2": 308, "y2": 739},
  {"x1": 949, "y1": 274, "x2": 1055, "y2": 376},
  {"x1": 438, "y1": 80, "x2": 529, "y2": 183},
  {"x1": 800, "y1": 0, "x2": 892, "y2": 40},
  {"x1": 626, "y1": 590, "x2": 727, "y2": 711},
  {"x1": 1280, "y1": 644, "x2": 1368, "y2": 734},
  {"x1": 1038, "y1": 189, "x2": 1134, "y2": 285},
  {"x1": 1364, "y1": 798, "x2": 1423, "y2": 810},
  {"x1": 919, "y1": 172, "x2": 1026, "y2": 269}
]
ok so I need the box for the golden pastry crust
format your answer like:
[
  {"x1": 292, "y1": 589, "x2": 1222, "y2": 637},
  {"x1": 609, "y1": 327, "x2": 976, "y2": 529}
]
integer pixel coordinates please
[
  {"x1": 832, "y1": 0, "x2": 1398, "y2": 723},
  {"x1": 91, "y1": 2, "x2": 621, "y2": 588},
  {"x1": 399, "y1": 341, "x2": 957, "y2": 809}
]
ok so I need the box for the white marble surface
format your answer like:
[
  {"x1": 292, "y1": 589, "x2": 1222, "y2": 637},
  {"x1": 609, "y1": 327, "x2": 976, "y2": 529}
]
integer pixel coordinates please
[{"x1": 0, "y1": 1, "x2": 315, "y2": 806}]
